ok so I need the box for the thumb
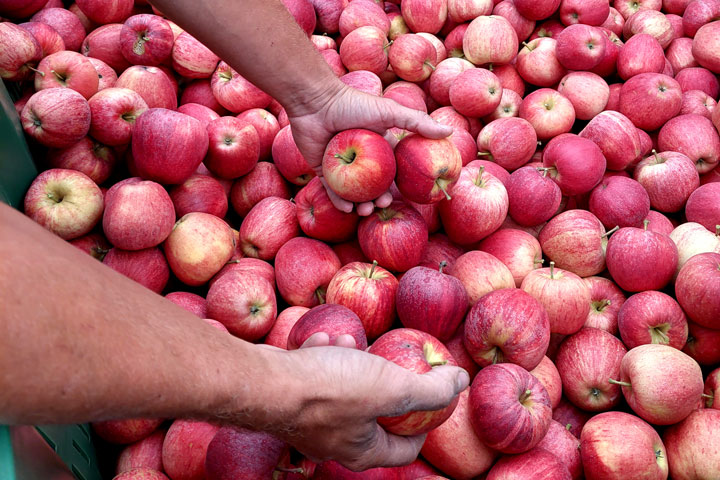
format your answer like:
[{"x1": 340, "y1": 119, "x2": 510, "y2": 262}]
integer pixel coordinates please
[
  {"x1": 384, "y1": 366, "x2": 469, "y2": 416},
  {"x1": 381, "y1": 99, "x2": 454, "y2": 139}
]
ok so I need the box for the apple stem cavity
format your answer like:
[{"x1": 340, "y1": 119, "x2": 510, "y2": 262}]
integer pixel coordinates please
[
  {"x1": 602, "y1": 226, "x2": 619, "y2": 238},
  {"x1": 315, "y1": 287, "x2": 326, "y2": 305},
  {"x1": 519, "y1": 389, "x2": 532, "y2": 404},
  {"x1": 593, "y1": 299, "x2": 611, "y2": 312},
  {"x1": 438, "y1": 260, "x2": 447, "y2": 273},
  {"x1": 608, "y1": 378, "x2": 631, "y2": 387},
  {"x1": 334, "y1": 150, "x2": 357, "y2": 165},
  {"x1": 715, "y1": 225, "x2": 719, "y2": 236},
  {"x1": 702, "y1": 393, "x2": 713, "y2": 400}
]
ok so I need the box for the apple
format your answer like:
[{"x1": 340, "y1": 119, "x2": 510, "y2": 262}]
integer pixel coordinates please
[
  {"x1": 164, "y1": 32, "x2": 218, "y2": 79},
  {"x1": 529, "y1": 356, "x2": 562, "y2": 410},
  {"x1": 515, "y1": 37, "x2": 566, "y2": 88},
  {"x1": 667, "y1": 37, "x2": 698, "y2": 74},
  {"x1": 675, "y1": 252, "x2": 720, "y2": 329},
  {"x1": 81, "y1": 24, "x2": 131, "y2": 74},
  {"x1": 675, "y1": 67, "x2": 719, "y2": 98},
  {"x1": 421, "y1": 389, "x2": 498, "y2": 479},
  {"x1": 210, "y1": 61, "x2": 271, "y2": 113},
  {"x1": 519, "y1": 88, "x2": 575, "y2": 141},
  {"x1": 204, "y1": 427, "x2": 286, "y2": 479},
  {"x1": 401, "y1": 0, "x2": 448, "y2": 34},
  {"x1": 212, "y1": 257, "x2": 275, "y2": 290},
  {"x1": 418, "y1": 233, "x2": 464, "y2": 271},
  {"x1": 670, "y1": 221, "x2": 720, "y2": 274},
  {"x1": 477, "y1": 228, "x2": 543, "y2": 287},
  {"x1": 31, "y1": 8, "x2": 86, "y2": 52},
  {"x1": 506, "y1": 166, "x2": 562, "y2": 228},
  {"x1": 272, "y1": 125, "x2": 316, "y2": 186},
  {"x1": 701, "y1": 167, "x2": 720, "y2": 186},
  {"x1": 115, "y1": 65, "x2": 176, "y2": 110},
  {"x1": 692, "y1": 20, "x2": 720, "y2": 73},
  {"x1": 580, "y1": 412, "x2": 668, "y2": 480},
  {"x1": 206, "y1": 271, "x2": 277, "y2": 340},
  {"x1": 86, "y1": 57, "x2": 116, "y2": 91},
  {"x1": 464, "y1": 288, "x2": 550, "y2": 370},
  {"x1": 589, "y1": 30, "x2": 621, "y2": 78},
  {"x1": 619, "y1": 72, "x2": 682, "y2": 131},
  {"x1": 493, "y1": 0, "x2": 536, "y2": 41},
  {"x1": 0, "y1": 0, "x2": 46, "y2": 18},
  {"x1": 92, "y1": 418, "x2": 162, "y2": 444},
  {"x1": 18, "y1": 21, "x2": 64, "y2": 58},
  {"x1": 103, "y1": 247, "x2": 169, "y2": 294},
  {"x1": 469, "y1": 362, "x2": 551, "y2": 454},
  {"x1": 229, "y1": 161, "x2": 291, "y2": 217},
  {"x1": 559, "y1": 0, "x2": 610, "y2": 25},
  {"x1": 601, "y1": 7, "x2": 626, "y2": 34},
  {"x1": 236, "y1": 108, "x2": 280, "y2": 161},
  {"x1": 388, "y1": 33, "x2": 436, "y2": 82},
  {"x1": 204, "y1": 116, "x2": 260, "y2": 180},
  {"x1": 682, "y1": 0, "x2": 720, "y2": 38},
  {"x1": 463, "y1": 15, "x2": 518, "y2": 66},
  {"x1": 180, "y1": 79, "x2": 227, "y2": 115},
  {"x1": 165, "y1": 291, "x2": 207, "y2": 318},
  {"x1": 311, "y1": 34, "x2": 337, "y2": 51},
  {"x1": 169, "y1": 174, "x2": 227, "y2": 219},
  {"x1": 395, "y1": 135, "x2": 461, "y2": 204},
  {"x1": 275, "y1": 237, "x2": 342, "y2": 307},
  {"x1": 132, "y1": 109, "x2": 209, "y2": 185},
  {"x1": 238, "y1": 196, "x2": 299, "y2": 260},
  {"x1": 555, "y1": 24, "x2": 606, "y2": 71},
  {"x1": 87, "y1": 87, "x2": 147, "y2": 147},
  {"x1": 447, "y1": 0, "x2": 493, "y2": 23},
  {"x1": 542, "y1": 134, "x2": 606, "y2": 196},
  {"x1": 486, "y1": 449, "x2": 571, "y2": 480},
  {"x1": 69, "y1": 232, "x2": 111, "y2": 261},
  {"x1": 338, "y1": 25, "x2": 390, "y2": 75},
  {"x1": 483, "y1": 88, "x2": 522, "y2": 122},
  {"x1": 326, "y1": 260, "x2": 397, "y2": 340},
  {"x1": 295, "y1": 177, "x2": 359, "y2": 243},
  {"x1": 589, "y1": 176, "x2": 650, "y2": 229},
  {"x1": 339, "y1": 0, "x2": 390, "y2": 37},
  {"x1": 116, "y1": 429, "x2": 165, "y2": 474},
  {"x1": 76, "y1": 0, "x2": 133, "y2": 24},
  {"x1": 119, "y1": 14, "x2": 173, "y2": 66},
  {"x1": 514, "y1": 0, "x2": 561, "y2": 19},
  {"x1": 322, "y1": 128, "x2": 396, "y2": 203},
  {"x1": 24, "y1": 168, "x2": 103, "y2": 240},
  {"x1": 557, "y1": 72, "x2": 609, "y2": 121},
  {"x1": 539, "y1": 209, "x2": 608, "y2": 277},
  {"x1": 680, "y1": 89, "x2": 717, "y2": 118},
  {"x1": 634, "y1": 150, "x2": 699, "y2": 212},
  {"x1": 21, "y1": 88, "x2": 91, "y2": 149},
  {"x1": 617, "y1": 291, "x2": 688, "y2": 352},
  {"x1": 310, "y1": 0, "x2": 347, "y2": 34},
  {"x1": 449, "y1": 69, "x2": 503, "y2": 119},
  {"x1": 447, "y1": 250, "x2": 514, "y2": 306},
  {"x1": 534, "y1": 421, "x2": 582, "y2": 480},
  {"x1": 369, "y1": 328, "x2": 459, "y2": 435},
  {"x1": 287, "y1": 303, "x2": 367, "y2": 350},
  {"x1": 577, "y1": 112, "x2": 639, "y2": 171},
  {"x1": 384, "y1": 81, "x2": 428, "y2": 112},
  {"x1": 280, "y1": 0, "x2": 316, "y2": 36},
  {"x1": 33, "y1": 50, "x2": 98, "y2": 101},
  {"x1": 176, "y1": 103, "x2": 219, "y2": 129},
  {"x1": 684, "y1": 320, "x2": 720, "y2": 366},
  {"x1": 48, "y1": 136, "x2": 116, "y2": 184},
  {"x1": 438, "y1": 164, "x2": 508, "y2": 245},
  {"x1": 264, "y1": 306, "x2": 309, "y2": 349},
  {"x1": 663, "y1": 409, "x2": 720, "y2": 480},
  {"x1": 340, "y1": 70, "x2": 383, "y2": 96},
  {"x1": 583, "y1": 276, "x2": 625, "y2": 334},
  {"x1": 443, "y1": 23, "x2": 469, "y2": 59},
  {"x1": 658, "y1": 114, "x2": 720, "y2": 174},
  {"x1": 552, "y1": 397, "x2": 593, "y2": 439},
  {"x1": 686, "y1": 183, "x2": 720, "y2": 231},
  {"x1": 161, "y1": 420, "x2": 219, "y2": 480},
  {"x1": 476, "y1": 118, "x2": 537, "y2": 171}
]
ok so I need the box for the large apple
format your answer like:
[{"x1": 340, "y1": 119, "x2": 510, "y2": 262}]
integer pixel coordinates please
[
  {"x1": 395, "y1": 135, "x2": 462, "y2": 204},
  {"x1": 506, "y1": 166, "x2": 562, "y2": 227},
  {"x1": 542, "y1": 134, "x2": 607, "y2": 196},
  {"x1": 204, "y1": 116, "x2": 259, "y2": 180},
  {"x1": 171, "y1": 32, "x2": 219, "y2": 79},
  {"x1": 557, "y1": 71, "x2": 610, "y2": 120},
  {"x1": 31, "y1": 7, "x2": 86, "y2": 52},
  {"x1": 658, "y1": 114, "x2": 720, "y2": 174},
  {"x1": 275, "y1": 237, "x2": 342, "y2": 307},
  {"x1": 619, "y1": 72, "x2": 682, "y2": 131},
  {"x1": 519, "y1": 88, "x2": 576, "y2": 141},
  {"x1": 88, "y1": 87, "x2": 148, "y2": 147},
  {"x1": 675, "y1": 252, "x2": 720, "y2": 329},
  {"x1": 556, "y1": 24, "x2": 606, "y2": 71},
  {"x1": 34, "y1": 50, "x2": 99, "y2": 101},
  {"x1": 617, "y1": 33, "x2": 665, "y2": 80},
  {"x1": 476, "y1": 118, "x2": 537, "y2": 171},
  {"x1": 589, "y1": 176, "x2": 650, "y2": 229},
  {"x1": 618, "y1": 291, "x2": 689, "y2": 350},
  {"x1": 692, "y1": 20, "x2": 720, "y2": 73},
  {"x1": 119, "y1": 14, "x2": 174, "y2": 66},
  {"x1": 633, "y1": 150, "x2": 699, "y2": 212},
  {"x1": 478, "y1": 228, "x2": 543, "y2": 287},
  {"x1": 238, "y1": 196, "x2": 299, "y2": 260},
  {"x1": 663, "y1": 409, "x2": 720, "y2": 480},
  {"x1": 21, "y1": 88, "x2": 91, "y2": 149},
  {"x1": 338, "y1": 25, "x2": 390, "y2": 75},
  {"x1": 463, "y1": 15, "x2": 519, "y2": 66},
  {"x1": 539, "y1": 209, "x2": 608, "y2": 277}
]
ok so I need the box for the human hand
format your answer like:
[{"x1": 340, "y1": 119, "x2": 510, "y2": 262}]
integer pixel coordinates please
[
  {"x1": 252, "y1": 344, "x2": 469, "y2": 471},
  {"x1": 287, "y1": 83, "x2": 453, "y2": 216}
]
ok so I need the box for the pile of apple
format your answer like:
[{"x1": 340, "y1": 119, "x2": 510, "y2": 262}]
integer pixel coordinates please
[{"x1": 3, "y1": 0, "x2": 720, "y2": 478}]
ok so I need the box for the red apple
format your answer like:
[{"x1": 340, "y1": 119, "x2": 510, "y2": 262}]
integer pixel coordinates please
[
  {"x1": 24, "y1": 167, "x2": 103, "y2": 242},
  {"x1": 119, "y1": 14, "x2": 173, "y2": 66},
  {"x1": 210, "y1": 61, "x2": 271, "y2": 113},
  {"x1": 680, "y1": 89, "x2": 716, "y2": 118},
  {"x1": 170, "y1": 31, "x2": 219, "y2": 79},
  {"x1": 686, "y1": 183, "x2": 720, "y2": 231},
  {"x1": 338, "y1": 25, "x2": 390, "y2": 75},
  {"x1": 0, "y1": 0, "x2": 46, "y2": 19},
  {"x1": 369, "y1": 328, "x2": 459, "y2": 435},
  {"x1": 580, "y1": 412, "x2": 668, "y2": 480},
  {"x1": 264, "y1": 306, "x2": 309, "y2": 349},
  {"x1": 675, "y1": 252, "x2": 720, "y2": 329},
  {"x1": 486, "y1": 449, "x2": 571, "y2": 480},
  {"x1": 483, "y1": 88, "x2": 522, "y2": 122},
  {"x1": 69, "y1": 232, "x2": 111, "y2": 261},
  {"x1": 463, "y1": 15, "x2": 519, "y2": 66},
  {"x1": 212, "y1": 257, "x2": 275, "y2": 290},
  {"x1": 519, "y1": 88, "x2": 576, "y2": 141},
  {"x1": 401, "y1": 0, "x2": 448, "y2": 34},
  {"x1": 557, "y1": 72, "x2": 609, "y2": 121},
  {"x1": 493, "y1": 0, "x2": 536, "y2": 41},
  {"x1": 556, "y1": 24, "x2": 606, "y2": 71},
  {"x1": 275, "y1": 237, "x2": 342, "y2": 307},
  {"x1": 395, "y1": 135, "x2": 462, "y2": 204},
  {"x1": 31, "y1": 7, "x2": 85, "y2": 52},
  {"x1": 658, "y1": 114, "x2": 720, "y2": 174},
  {"x1": 204, "y1": 427, "x2": 286, "y2": 479},
  {"x1": 449, "y1": 67, "x2": 503, "y2": 118},
  {"x1": 670, "y1": 221, "x2": 720, "y2": 274},
  {"x1": 589, "y1": 176, "x2": 650, "y2": 229},
  {"x1": 287, "y1": 303, "x2": 367, "y2": 350},
  {"x1": 311, "y1": 0, "x2": 347, "y2": 34},
  {"x1": 161, "y1": 420, "x2": 219, "y2": 480},
  {"x1": 229, "y1": 161, "x2": 291, "y2": 217},
  {"x1": 388, "y1": 33, "x2": 436, "y2": 82},
  {"x1": 559, "y1": 0, "x2": 610, "y2": 25},
  {"x1": 505, "y1": 166, "x2": 562, "y2": 228},
  {"x1": 692, "y1": 20, "x2": 720, "y2": 73},
  {"x1": 619, "y1": 72, "x2": 682, "y2": 131},
  {"x1": 18, "y1": 21, "x2": 64, "y2": 57},
  {"x1": 169, "y1": 174, "x2": 227, "y2": 219},
  {"x1": 87, "y1": 87, "x2": 147, "y2": 147},
  {"x1": 34, "y1": 50, "x2": 98, "y2": 101},
  {"x1": 236, "y1": 108, "x2": 280, "y2": 161},
  {"x1": 116, "y1": 429, "x2": 165, "y2": 475},
  {"x1": 543, "y1": 134, "x2": 606, "y2": 196},
  {"x1": 618, "y1": 290, "x2": 688, "y2": 351},
  {"x1": 684, "y1": 320, "x2": 720, "y2": 366},
  {"x1": 469, "y1": 362, "x2": 552, "y2": 453},
  {"x1": 448, "y1": 250, "x2": 515, "y2": 305},
  {"x1": 21, "y1": 88, "x2": 91, "y2": 149},
  {"x1": 476, "y1": 118, "x2": 537, "y2": 171},
  {"x1": 238, "y1": 196, "x2": 299, "y2": 260},
  {"x1": 477, "y1": 228, "x2": 543, "y2": 287},
  {"x1": 115, "y1": 65, "x2": 176, "y2": 110},
  {"x1": 272, "y1": 125, "x2": 315, "y2": 185},
  {"x1": 602, "y1": 7, "x2": 626, "y2": 34},
  {"x1": 633, "y1": 150, "x2": 699, "y2": 212},
  {"x1": 340, "y1": 70, "x2": 383, "y2": 96},
  {"x1": 180, "y1": 79, "x2": 227, "y2": 115},
  {"x1": 48, "y1": 136, "x2": 116, "y2": 184},
  {"x1": 579, "y1": 111, "x2": 642, "y2": 171},
  {"x1": 539, "y1": 209, "x2": 608, "y2": 277},
  {"x1": 552, "y1": 397, "x2": 593, "y2": 439},
  {"x1": 176, "y1": 103, "x2": 219, "y2": 129},
  {"x1": 443, "y1": 24, "x2": 471, "y2": 59},
  {"x1": 682, "y1": 0, "x2": 720, "y2": 38},
  {"x1": 295, "y1": 177, "x2": 359, "y2": 242},
  {"x1": 583, "y1": 276, "x2": 625, "y2": 334},
  {"x1": 675, "y1": 67, "x2": 719, "y2": 98},
  {"x1": 529, "y1": 356, "x2": 562, "y2": 410},
  {"x1": 81, "y1": 23, "x2": 130, "y2": 73},
  {"x1": 165, "y1": 291, "x2": 207, "y2": 318},
  {"x1": 76, "y1": 0, "x2": 133, "y2": 24},
  {"x1": 281, "y1": 0, "x2": 316, "y2": 36},
  {"x1": 534, "y1": 421, "x2": 582, "y2": 479},
  {"x1": 464, "y1": 288, "x2": 551, "y2": 370},
  {"x1": 448, "y1": 0, "x2": 493, "y2": 23},
  {"x1": 663, "y1": 409, "x2": 720, "y2": 480},
  {"x1": 516, "y1": 37, "x2": 567, "y2": 88},
  {"x1": 204, "y1": 116, "x2": 259, "y2": 179},
  {"x1": 92, "y1": 418, "x2": 161, "y2": 444},
  {"x1": 103, "y1": 247, "x2": 169, "y2": 294}
]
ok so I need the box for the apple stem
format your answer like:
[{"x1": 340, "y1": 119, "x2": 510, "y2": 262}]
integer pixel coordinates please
[
  {"x1": 315, "y1": 288, "x2": 326, "y2": 305},
  {"x1": 275, "y1": 467, "x2": 304, "y2": 474},
  {"x1": 487, "y1": 63, "x2": 493, "y2": 71},
  {"x1": 369, "y1": 260, "x2": 378, "y2": 277},
  {"x1": 652, "y1": 149, "x2": 663, "y2": 163},
  {"x1": 702, "y1": 393, "x2": 714, "y2": 399},
  {"x1": 521, "y1": 41, "x2": 533, "y2": 51},
  {"x1": 595, "y1": 299, "x2": 611, "y2": 311},
  {"x1": 438, "y1": 260, "x2": 447, "y2": 274},
  {"x1": 437, "y1": 182, "x2": 452, "y2": 201},
  {"x1": 429, "y1": 360, "x2": 448, "y2": 367},
  {"x1": 424, "y1": 61, "x2": 436, "y2": 71},
  {"x1": 534, "y1": 258, "x2": 544, "y2": 266},
  {"x1": 536, "y1": 167, "x2": 556, "y2": 177},
  {"x1": 565, "y1": 424, "x2": 572, "y2": 431},
  {"x1": 549, "y1": 261, "x2": 555, "y2": 279},
  {"x1": 28, "y1": 66, "x2": 44, "y2": 76},
  {"x1": 716, "y1": 225, "x2": 719, "y2": 237},
  {"x1": 602, "y1": 226, "x2": 619, "y2": 238},
  {"x1": 477, "y1": 151, "x2": 491, "y2": 156},
  {"x1": 608, "y1": 378, "x2": 631, "y2": 387},
  {"x1": 384, "y1": 40, "x2": 393, "y2": 50},
  {"x1": 643, "y1": 219, "x2": 649, "y2": 231},
  {"x1": 519, "y1": 389, "x2": 532, "y2": 403}
]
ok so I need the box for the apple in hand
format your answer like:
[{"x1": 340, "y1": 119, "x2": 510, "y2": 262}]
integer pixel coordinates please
[
  {"x1": 368, "y1": 328, "x2": 459, "y2": 436},
  {"x1": 395, "y1": 135, "x2": 462, "y2": 204},
  {"x1": 464, "y1": 288, "x2": 550, "y2": 371},
  {"x1": 580, "y1": 412, "x2": 668, "y2": 480},
  {"x1": 287, "y1": 304, "x2": 368, "y2": 350},
  {"x1": 469, "y1": 363, "x2": 552, "y2": 454},
  {"x1": 396, "y1": 263, "x2": 468, "y2": 342},
  {"x1": 675, "y1": 252, "x2": 720, "y2": 329},
  {"x1": 611, "y1": 344, "x2": 704, "y2": 425},
  {"x1": 24, "y1": 168, "x2": 103, "y2": 240},
  {"x1": 22, "y1": 88, "x2": 91, "y2": 149},
  {"x1": 583, "y1": 276, "x2": 625, "y2": 334}
]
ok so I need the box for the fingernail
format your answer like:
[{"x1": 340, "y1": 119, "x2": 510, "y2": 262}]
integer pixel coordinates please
[{"x1": 455, "y1": 370, "x2": 470, "y2": 393}]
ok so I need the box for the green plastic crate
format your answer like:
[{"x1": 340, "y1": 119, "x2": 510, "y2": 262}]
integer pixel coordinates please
[{"x1": 1, "y1": 79, "x2": 103, "y2": 480}]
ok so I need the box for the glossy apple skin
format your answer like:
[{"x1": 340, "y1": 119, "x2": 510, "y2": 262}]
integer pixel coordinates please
[
  {"x1": 486, "y1": 448, "x2": 571, "y2": 480},
  {"x1": 204, "y1": 426, "x2": 286, "y2": 479},
  {"x1": 116, "y1": 65, "x2": 176, "y2": 110},
  {"x1": 463, "y1": 15, "x2": 518, "y2": 66},
  {"x1": 606, "y1": 225, "x2": 678, "y2": 292},
  {"x1": 338, "y1": 25, "x2": 389, "y2": 75},
  {"x1": 618, "y1": 291, "x2": 688, "y2": 350},
  {"x1": 580, "y1": 412, "x2": 668, "y2": 480},
  {"x1": 229, "y1": 162, "x2": 291, "y2": 217},
  {"x1": 556, "y1": 327, "x2": 627, "y2": 412},
  {"x1": 556, "y1": 24, "x2": 606, "y2": 71},
  {"x1": 521, "y1": 265, "x2": 591, "y2": 336},
  {"x1": 238, "y1": 196, "x2": 299, "y2": 261},
  {"x1": 506, "y1": 166, "x2": 562, "y2": 228},
  {"x1": 663, "y1": 409, "x2": 720, "y2": 480},
  {"x1": 48, "y1": 137, "x2": 116, "y2": 185},
  {"x1": 171, "y1": 31, "x2": 220, "y2": 79},
  {"x1": 388, "y1": 33, "x2": 436, "y2": 82},
  {"x1": 477, "y1": 118, "x2": 537, "y2": 171},
  {"x1": 617, "y1": 344, "x2": 704, "y2": 425},
  {"x1": 658, "y1": 114, "x2": 720, "y2": 174},
  {"x1": 619, "y1": 73, "x2": 682, "y2": 131},
  {"x1": 617, "y1": 33, "x2": 665, "y2": 80},
  {"x1": 358, "y1": 201, "x2": 428, "y2": 272},
  {"x1": 34, "y1": 50, "x2": 99, "y2": 101},
  {"x1": 516, "y1": 37, "x2": 567, "y2": 88},
  {"x1": 161, "y1": 420, "x2": 219, "y2": 480},
  {"x1": 287, "y1": 304, "x2": 368, "y2": 350},
  {"x1": 275, "y1": 237, "x2": 342, "y2": 307},
  {"x1": 119, "y1": 14, "x2": 173, "y2": 66},
  {"x1": 21, "y1": 88, "x2": 91, "y2": 149},
  {"x1": 684, "y1": 320, "x2": 720, "y2": 366},
  {"x1": 557, "y1": 71, "x2": 610, "y2": 121},
  {"x1": 271, "y1": 125, "x2": 315, "y2": 186},
  {"x1": 478, "y1": 228, "x2": 543, "y2": 287},
  {"x1": 395, "y1": 136, "x2": 462, "y2": 204},
  {"x1": 421, "y1": 389, "x2": 498, "y2": 480},
  {"x1": 543, "y1": 134, "x2": 606, "y2": 196},
  {"x1": 180, "y1": 79, "x2": 227, "y2": 115},
  {"x1": 449, "y1": 67, "x2": 503, "y2": 118},
  {"x1": 519, "y1": 88, "x2": 576, "y2": 141},
  {"x1": 103, "y1": 247, "x2": 169, "y2": 294},
  {"x1": 401, "y1": 0, "x2": 448, "y2": 34},
  {"x1": 369, "y1": 328, "x2": 459, "y2": 436},
  {"x1": 295, "y1": 177, "x2": 359, "y2": 243},
  {"x1": 539, "y1": 209, "x2": 608, "y2": 278},
  {"x1": 116, "y1": 429, "x2": 165, "y2": 474},
  {"x1": 583, "y1": 276, "x2": 625, "y2": 334},
  {"x1": 323, "y1": 128, "x2": 396, "y2": 203},
  {"x1": 169, "y1": 174, "x2": 228, "y2": 219},
  {"x1": 589, "y1": 176, "x2": 650, "y2": 229},
  {"x1": 464, "y1": 288, "x2": 550, "y2": 371},
  {"x1": 448, "y1": 250, "x2": 515, "y2": 306},
  {"x1": 326, "y1": 261, "x2": 398, "y2": 340},
  {"x1": 103, "y1": 178, "x2": 175, "y2": 250},
  {"x1": 686, "y1": 183, "x2": 720, "y2": 231},
  {"x1": 396, "y1": 265, "x2": 468, "y2": 342},
  {"x1": 675, "y1": 252, "x2": 720, "y2": 329},
  {"x1": 469, "y1": 363, "x2": 552, "y2": 454},
  {"x1": 204, "y1": 116, "x2": 259, "y2": 180},
  {"x1": 88, "y1": 87, "x2": 148, "y2": 147},
  {"x1": 633, "y1": 151, "x2": 699, "y2": 213},
  {"x1": 211, "y1": 61, "x2": 271, "y2": 113},
  {"x1": 670, "y1": 222, "x2": 720, "y2": 274},
  {"x1": 132, "y1": 109, "x2": 209, "y2": 185},
  {"x1": 31, "y1": 8, "x2": 86, "y2": 52}
]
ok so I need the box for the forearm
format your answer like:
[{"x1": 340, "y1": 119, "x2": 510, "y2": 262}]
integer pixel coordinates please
[
  {"x1": 151, "y1": 0, "x2": 345, "y2": 116},
  {"x1": 0, "y1": 203, "x2": 298, "y2": 426}
]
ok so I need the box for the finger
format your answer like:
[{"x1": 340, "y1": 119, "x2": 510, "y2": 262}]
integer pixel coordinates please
[
  {"x1": 319, "y1": 177, "x2": 354, "y2": 213},
  {"x1": 381, "y1": 100, "x2": 453, "y2": 139},
  {"x1": 356, "y1": 201, "x2": 375, "y2": 217},
  {"x1": 384, "y1": 366, "x2": 470, "y2": 416},
  {"x1": 343, "y1": 425, "x2": 426, "y2": 471},
  {"x1": 333, "y1": 334, "x2": 357, "y2": 349},
  {"x1": 374, "y1": 191, "x2": 393, "y2": 209},
  {"x1": 301, "y1": 332, "x2": 331, "y2": 348}
]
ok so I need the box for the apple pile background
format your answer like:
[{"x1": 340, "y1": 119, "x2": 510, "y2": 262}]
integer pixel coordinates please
[{"x1": 2, "y1": 0, "x2": 720, "y2": 478}]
